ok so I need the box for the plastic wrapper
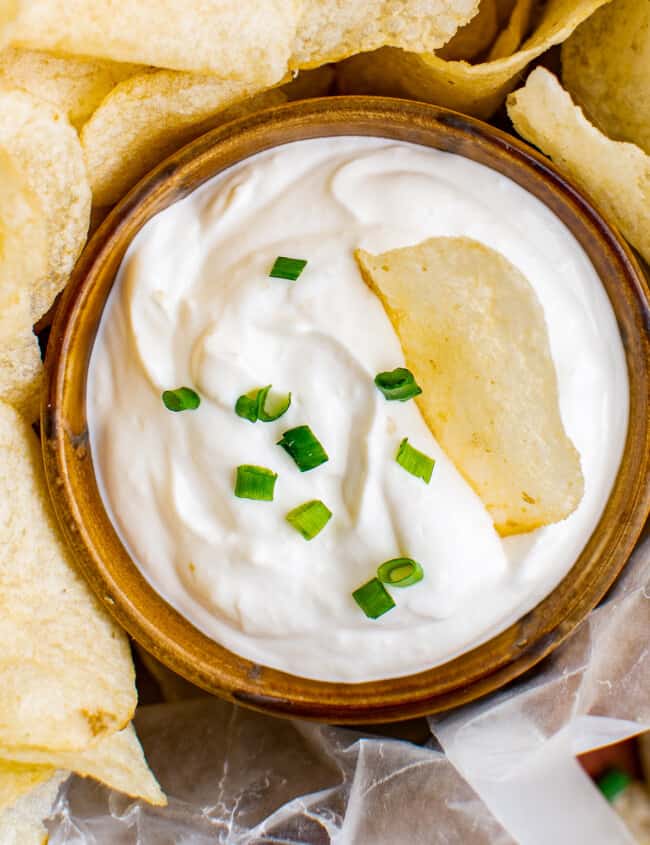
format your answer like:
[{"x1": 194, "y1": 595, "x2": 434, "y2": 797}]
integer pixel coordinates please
[{"x1": 46, "y1": 536, "x2": 649, "y2": 844}]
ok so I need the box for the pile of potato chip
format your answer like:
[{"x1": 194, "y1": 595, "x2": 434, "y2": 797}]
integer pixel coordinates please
[{"x1": 0, "y1": 0, "x2": 646, "y2": 837}]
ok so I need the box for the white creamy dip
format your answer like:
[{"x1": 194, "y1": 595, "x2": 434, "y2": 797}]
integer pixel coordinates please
[{"x1": 88, "y1": 137, "x2": 628, "y2": 682}]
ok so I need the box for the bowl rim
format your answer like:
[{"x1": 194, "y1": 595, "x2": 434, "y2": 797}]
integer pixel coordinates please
[{"x1": 43, "y1": 95, "x2": 650, "y2": 723}]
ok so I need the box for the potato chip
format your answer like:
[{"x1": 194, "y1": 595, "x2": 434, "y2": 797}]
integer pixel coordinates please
[
  {"x1": 562, "y1": 0, "x2": 650, "y2": 156},
  {"x1": 291, "y1": 0, "x2": 480, "y2": 68},
  {"x1": 2, "y1": 725, "x2": 164, "y2": 805},
  {"x1": 487, "y1": 0, "x2": 535, "y2": 60},
  {"x1": 0, "y1": 761, "x2": 53, "y2": 814},
  {"x1": 0, "y1": 48, "x2": 142, "y2": 129},
  {"x1": 0, "y1": 148, "x2": 47, "y2": 420},
  {"x1": 437, "y1": 0, "x2": 498, "y2": 62},
  {"x1": 0, "y1": 771, "x2": 67, "y2": 845},
  {"x1": 9, "y1": 0, "x2": 297, "y2": 82},
  {"x1": 356, "y1": 237, "x2": 584, "y2": 536},
  {"x1": 337, "y1": 0, "x2": 610, "y2": 119},
  {"x1": 0, "y1": 1, "x2": 18, "y2": 50},
  {"x1": 82, "y1": 71, "x2": 292, "y2": 208},
  {"x1": 0, "y1": 401, "x2": 136, "y2": 753},
  {"x1": 0, "y1": 88, "x2": 91, "y2": 319},
  {"x1": 507, "y1": 67, "x2": 650, "y2": 266}
]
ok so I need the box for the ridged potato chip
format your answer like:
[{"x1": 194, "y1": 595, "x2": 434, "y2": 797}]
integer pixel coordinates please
[
  {"x1": 0, "y1": 770, "x2": 66, "y2": 845},
  {"x1": 0, "y1": 148, "x2": 46, "y2": 419},
  {"x1": 356, "y1": 237, "x2": 584, "y2": 536},
  {"x1": 82, "y1": 71, "x2": 290, "y2": 208},
  {"x1": 0, "y1": 88, "x2": 90, "y2": 319},
  {"x1": 338, "y1": 0, "x2": 610, "y2": 119},
  {"x1": 562, "y1": 0, "x2": 650, "y2": 155},
  {"x1": 0, "y1": 401, "x2": 136, "y2": 753},
  {"x1": 437, "y1": 0, "x2": 498, "y2": 62},
  {"x1": 9, "y1": 0, "x2": 298, "y2": 81},
  {"x1": 507, "y1": 67, "x2": 650, "y2": 265},
  {"x1": 291, "y1": 0, "x2": 480, "y2": 68},
  {"x1": 1, "y1": 725, "x2": 164, "y2": 805},
  {"x1": 0, "y1": 48, "x2": 142, "y2": 129}
]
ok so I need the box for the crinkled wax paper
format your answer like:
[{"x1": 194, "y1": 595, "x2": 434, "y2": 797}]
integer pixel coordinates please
[{"x1": 46, "y1": 537, "x2": 649, "y2": 845}]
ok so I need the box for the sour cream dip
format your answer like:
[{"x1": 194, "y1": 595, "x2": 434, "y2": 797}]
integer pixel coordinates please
[{"x1": 88, "y1": 136, "x2": 628, "y2": 682}]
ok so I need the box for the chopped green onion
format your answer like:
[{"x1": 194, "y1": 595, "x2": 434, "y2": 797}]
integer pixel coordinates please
[
  {"x1": 286, "y1": 499, "x2": 332, "y2": 540},
  {"x1": 162, "y1": 387, "x2": 201, "y2": 412},
  {"x1": 374, "y1": 367, "x2": 422, "y2": 401},
  {"x1": 277, "y1": 425, "x2": 329, "y2": 472},
  {"x1": 235, "y1": 385, "x2": 291, "y2": 423},
  {"x1": 235, "y1": 393, "x2": 259, "y2": 423},
  {"x1": 352, "y1": 578, "x2": 395, "y2": 619},
  {"x1": 257, "y1": 384, "x2": 291, "y2": 422},
  {"x1": 597, "y1": 769, "x2": 632, "y2": 803},
  {"x1": 269, "y1": 256, "x2": 307, "y2": 281},
  {"x1": 234, "y1": 465, "x2": 277, "y2": 501},
  {"x1": 395, "y1": 437, "x2": 435, "y2": 483},
  {"x1": 377, "y1": 557, "x2": 424, "y2": 587}
]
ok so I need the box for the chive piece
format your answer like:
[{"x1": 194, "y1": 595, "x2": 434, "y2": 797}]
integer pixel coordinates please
[
  {"x1": 162, "y1": 387, "x2": 201, "y2": 412},
  {"x1": 377, "y1": 557, "x2": 424, "y2": 587},
  {"x1": 395, "y1": 438, "x2": 435, "y2": 483},
  {"x1": 270, "y1": 256, "x2": 307, "y2": 281},
  {"x1": 286, "y1": 500, "x2": 332, "y2": 540},
  {"x1": 374, "y1": 367, "x2": 422, "y2": 402},
  {"x1": 235, "y1": 392, "x2": 259, "y2": 423},
  {"x1": 352, "y1": 578, "x2": 396, "y2": 619},
  {"x1": 597, "y1": 769, "x2": 632, "y2": 803},
  {"x1": 234, "y1": 465, "x2": 278, "y2": 501},
  {"x1": 257, "y1": 385, "x2": 291, "y2": 422},
  {"x1": 235, "y1": 385, "x2": 291, "y2": 423},
  {"x1": 277, "y1": 425, "x2": 329, "y2": 472}
]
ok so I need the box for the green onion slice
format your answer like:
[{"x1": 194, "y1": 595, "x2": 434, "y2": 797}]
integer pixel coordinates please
[
  {"x1": 597, "y1": 769, "x2": 632, "y2": 803},
  {"x1": 162, "y1": 386, "x2": 201, "y2": 412},
  {"x1": 235, "y1": 385, "x2": 291, "y2": 423},
  {"x1": 374, "y1": 367, "x2": 422, "y2": 401},
  {"x1": 235, "y1": 393, "x2": 258, "y2": 423},
  {"x1": 377, "y1": 557, "x2": 424, "y2": 587},
  {"x1": 257, "y1": 384, "x2": 291, "y2": 422},
  {"x1": 277, "y1": 425, "x2": 329, "y2": 472},
  {"x1": 234, "y1": 465, "x2": 277, "y2": 501},
  {"x1": 352, "y1": 578, "x2": 396, "y2": 619},
  {"x1": 286, "y1": 499, "x2": 332, "y2": 540},
  {"x1": 269, "y1": 256, "x2": 307, "y2": 281},
  {"x1": 395, "y1": 437, "x2": 435, "y2": 483}
]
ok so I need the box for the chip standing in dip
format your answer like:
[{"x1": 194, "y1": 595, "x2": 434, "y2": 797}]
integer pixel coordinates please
[{"x1": 87, "y1": 136, "x2": 628, "y2": 683}]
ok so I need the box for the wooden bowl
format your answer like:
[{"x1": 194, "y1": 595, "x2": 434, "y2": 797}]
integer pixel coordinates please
[{"x1": 43, "y1": 97, "x2": 650, "y2": 723}]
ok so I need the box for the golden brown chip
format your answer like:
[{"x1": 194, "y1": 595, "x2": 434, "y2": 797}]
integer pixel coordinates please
[
  {"x1": 562, "y1": 0, "x2": 650, "y2": 155},
  {"x1": 0, "y1": 761, "x2": 53, "y2": 815},
  {"x1": 0, "y1": 401, "x2": 136, "y2": 753},
  {"x1": 0, "y1": 770, "x2": 66, "y2": 845},
  {"x1": 356, "y1": 237, "x2": 584, "y2": 536},
  {"x1": 0, "y1": 87, "x2": 90, "y2": 319},
  {"x1": 0, "y1": 48, "x2": 142, "y2": 129},
  {"x1": 507, "y1": 67, "x2": 650, "y2": 265},
  {"x1": 291, "y1": 0, "x2": 481, "y2": 67},
  {"x1": 81, "y1": 71, "x2": 290, "y2": 208},
  {"x1": 337, "y1": 0, "x2": 610, "y2": 119},
  {"x1": 9, "y1": 0, "x2": 297, "y2": 81},
  {"x1": 0, "y1": 148, "x2": 47, "y2": 419},
  {"x1": 437, "y1": 0, "x2": 498, "y2": 62},
  {"x1": 487, "y1": 0, "x2": 535, "y2": 60},
  {"x1": 2, "y1": 726, "x2": 164, "y2": 806}
]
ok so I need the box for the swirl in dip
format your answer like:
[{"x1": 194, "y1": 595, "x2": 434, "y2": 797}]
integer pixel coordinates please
[{"x1": 88, "y1": 137, "x2": 628, "y2": 682}]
